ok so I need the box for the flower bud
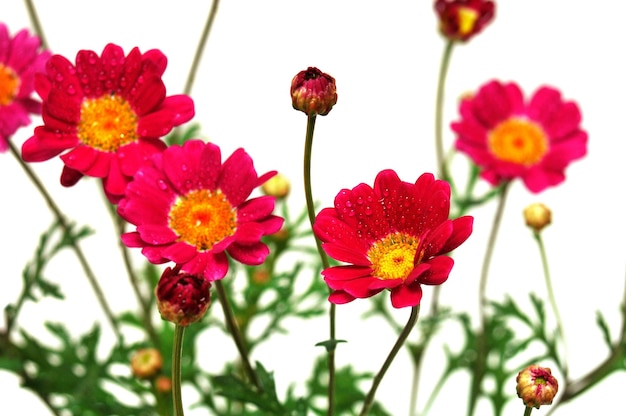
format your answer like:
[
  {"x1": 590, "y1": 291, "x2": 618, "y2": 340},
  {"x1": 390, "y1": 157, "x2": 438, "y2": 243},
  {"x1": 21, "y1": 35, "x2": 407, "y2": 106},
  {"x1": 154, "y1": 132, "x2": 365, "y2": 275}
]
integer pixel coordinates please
[
  {"x1": 155, "y1": 375, "x2": 172, "y2": 394},
  {"x1": 156, "y1": 266, "x2": 211, "y2": 326},
  {"x1": 262, "y1": 173, "x2": 291, "y2": 199},
  {"x1": 523, "y1": 203, "x2": 552, "y2": 232},
  {"x1": 291, "y1": 67, "x2": 337, "y2": 116},
  {"x1": 130, "y1": 348, "x2": 163, "y2": 379},
  {"x1": 434, "y1": 0, "x2": 495, "y2": 42},
  {"x1": 516, "y1": 365, "x2": 558, "y2": 409}
]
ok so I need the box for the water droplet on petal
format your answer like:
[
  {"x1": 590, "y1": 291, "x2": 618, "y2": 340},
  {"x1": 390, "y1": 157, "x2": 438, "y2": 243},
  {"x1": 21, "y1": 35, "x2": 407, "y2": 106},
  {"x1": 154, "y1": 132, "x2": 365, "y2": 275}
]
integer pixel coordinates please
[
  {"x1": 157, "y1": 180, "x2": 168, "y2": 191},
  {"x1": 66, "y1": 84, "x2": 76, "y2": 95}
]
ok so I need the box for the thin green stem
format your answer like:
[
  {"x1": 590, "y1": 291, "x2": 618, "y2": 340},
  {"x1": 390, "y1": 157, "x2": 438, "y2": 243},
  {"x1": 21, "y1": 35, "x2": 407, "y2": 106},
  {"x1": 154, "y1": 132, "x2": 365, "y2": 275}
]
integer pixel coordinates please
[
  {"x1": 523, "y1": 407, "x2": 533, "y2": 416},
  {"x1": 533, "y1": 231, "x2": 568, "y2": 378},
  {"x1": 8, "y1": 141, "x2": 123, "y2": 343},
  {"x1": 468, "y1": 181, "x2": 511, "y2": 416},
  {"x1": 183, "y1": 0, "x2": 220, "y2": 96},
  {"x1": 434, "y1": 40, "x2": 455, "y2": 183},
  {"x1": 23, "y1": 0, "x2": 48, "y2": 50},
  {"x1": 545, "y1": 270, "x2": 626, "y2": 415},
  {"x1": 172, "y1": 324, "x2": 186, "y2": 416},
  {"x1": 214, "y1": 280, "x2": 261, "y2": 390},
  {"x1": 359, "y1": 305, "x2": 420, "y2": 416},
  {"x1": 302, "y1": 113, "x2": 336, "y2": 416},
  {"x1": 416, "y1": 367, "x2": 449, "y2": 416},
  {"x1": 112, "y1": 211, "x2": 161, "y2": 349}
]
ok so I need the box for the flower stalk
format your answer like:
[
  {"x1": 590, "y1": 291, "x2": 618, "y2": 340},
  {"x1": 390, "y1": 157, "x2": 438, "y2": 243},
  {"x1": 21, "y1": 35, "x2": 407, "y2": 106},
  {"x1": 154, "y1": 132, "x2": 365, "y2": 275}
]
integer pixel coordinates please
[
  {"x1": 8, "y1": 141, "x2": 122, "y2": 343},
  {"x1": 183, "y1": 0, "x2": 221, "y2": 96},
  {"x1": 434, "y1": 39, "x2": 455, "y2": 183},
  {"x1": 468, "y1": 180, "x2": 511, "y2": 416},
  {"x1": 359, "y1": 305, "x2": 420, "y2": 416},
  {"x1": 303, "y1": 113, "x2": 337, "y2": 415},
  {"x1": 214, "y1": 280, "x2": 261, "y2": 391},
  {"x1": 172, "y1": 324, "x2": 186, "y2": 416}
]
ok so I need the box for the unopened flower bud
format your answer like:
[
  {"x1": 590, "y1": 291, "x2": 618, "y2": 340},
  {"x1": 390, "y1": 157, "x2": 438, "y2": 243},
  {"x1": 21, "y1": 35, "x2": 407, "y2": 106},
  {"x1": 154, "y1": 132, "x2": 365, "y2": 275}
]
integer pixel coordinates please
[
  {"x1": 524, "y1": 203, "x2": 552, "y2": 232},
  {"x1": 156, "y1": 266, "x2": 211, "y2": 326},
  {"x1": 262, "y1": 173, "x2": 291, "y2": 199},
  {"x1": 130, "y1": 348, "x2": 162, "y2": 379},
  {"x1": 155, "y1": 375, "x2": 172, "y2": 394},
  {"x1": 291, "y1": 67, "x2": 337, "y2": 116},
  {"x1": 434, "y1": 0, "x2": 495, "y2": 42},
  {"x1": 516, "y1": 365, "x2": 558, "y2": 409}
]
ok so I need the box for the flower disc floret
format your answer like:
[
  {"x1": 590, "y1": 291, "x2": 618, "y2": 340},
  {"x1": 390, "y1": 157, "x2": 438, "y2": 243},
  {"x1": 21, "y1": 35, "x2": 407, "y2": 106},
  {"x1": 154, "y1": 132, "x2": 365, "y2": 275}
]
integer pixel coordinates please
[
  {"x1": 0, "y1": 24, "x2": 50, "y2": 152},
  {"x1": 118, "y1": 139, "x2": 284, "y2": 281},
  {"x1": 21, "y1": 43, "x2": 195, "y2": 203},
  {"x1": 452, "y1": 80, "x2": 588, "y2": 193},
  {"x1": 313, "y1": 170, "x2": 473, "y2": 308}
]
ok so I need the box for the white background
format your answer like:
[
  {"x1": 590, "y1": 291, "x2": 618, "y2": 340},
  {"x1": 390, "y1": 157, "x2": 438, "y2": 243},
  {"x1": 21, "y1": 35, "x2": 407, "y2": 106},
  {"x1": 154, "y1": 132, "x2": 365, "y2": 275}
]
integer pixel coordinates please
[{"x1": 1, "y1": 1, "x2": 625, "y2": 415}]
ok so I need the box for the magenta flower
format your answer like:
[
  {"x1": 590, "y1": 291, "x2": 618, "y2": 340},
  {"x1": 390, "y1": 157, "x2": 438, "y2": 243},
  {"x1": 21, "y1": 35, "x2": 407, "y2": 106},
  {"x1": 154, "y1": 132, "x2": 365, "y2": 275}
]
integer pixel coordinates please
[
  {"x1": 155, "y1": 266, "x2": 211, "y2": 327},
  {"x1": 313, "y1": 170, "x2": 473, "y2": 308},
  {"x1": 118, "y1": 139, "x2": 284, "y2": 281},
  {"x1": 0, "y1": 23, "x2": 50, "y2": 151},
  {"x1": 21, "y1": 43, "x2": 194, "y2": 203},
  {"x1": 452, "y1": 80, "x2": 588, "y2": 193}
]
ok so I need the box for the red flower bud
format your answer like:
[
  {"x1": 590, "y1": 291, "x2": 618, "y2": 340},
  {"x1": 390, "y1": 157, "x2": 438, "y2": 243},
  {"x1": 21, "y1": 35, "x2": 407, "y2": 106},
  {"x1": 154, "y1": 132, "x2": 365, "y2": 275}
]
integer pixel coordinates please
[
  {"x1": 291, "y1": 67, "x2": 337, "y2": 116},
  {"x1": 516, "y1": 365, "x2": 559, "y2": 409},
  {"x1": 155, "y1": 266, "x2": 211, "y2": 326},
  {"x1": 434, "y1": 0, "x2": 495, "y2": 42}
]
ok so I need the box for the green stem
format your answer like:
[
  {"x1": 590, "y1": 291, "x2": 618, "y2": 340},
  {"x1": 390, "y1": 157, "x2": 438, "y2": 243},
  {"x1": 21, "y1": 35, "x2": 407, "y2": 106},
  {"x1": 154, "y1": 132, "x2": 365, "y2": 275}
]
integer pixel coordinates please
[
  {"x1": 434, "y1": 40, "x2": 455, "y2": 183},
  {"x1": 183, "y1": 0, "x2": 220, "y2": 96},
  {"x1": 8, "y1": 141, "x2": 123, "y2": 343},
  {"x1": 523, "y1": 407, "x2": 533, "y2": 416},
  {"x1": 112, "y1": 212, "x2": 161, "y2": 348},
  {"x1": 416, "y1": 367, "x2": 449, "y2": 416},
  {"x1": 172, "y1": 324, "x2": 186, "y2": 416},
  {"x1": 23, "y1": 0, "x2": 48, "y2": 50},
  {"x1": 302, "y1": 113, "x2": 336, "y2": 416},
  {"x1": 468, "y1": 181, "x2": 511, "y2": 416},
  {"x1": 545, "y1": 270, "x2": 626, "y2": 415},
  {"x1": 533, "y1": 231, "x2": 568, "y2": 378},
  {"x1": 359, "y1": 305, "x2": 420, "y2": 416},
  {"x1": 214, "y1": 280, "x2": 261, "y2": 390}
]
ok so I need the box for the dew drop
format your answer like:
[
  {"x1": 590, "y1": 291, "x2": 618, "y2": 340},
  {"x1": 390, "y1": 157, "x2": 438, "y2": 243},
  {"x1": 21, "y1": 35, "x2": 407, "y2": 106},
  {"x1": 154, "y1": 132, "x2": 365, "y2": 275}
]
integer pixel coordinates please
[
  {"x1": 66, "y1": 84, "x2": 76, "y2": 95},
  {"x1": 55, "y1": 73, "x2": 64, "y2": 82},
  {"x1": 181, "y1": 164, "x2": 188, "y2": 172},
  {"x1": 157, "y1": 180, "x2": 168, "y2": 191},
  {"x1": 356, "y1": 196, "x2": 364, "y2": 205}
]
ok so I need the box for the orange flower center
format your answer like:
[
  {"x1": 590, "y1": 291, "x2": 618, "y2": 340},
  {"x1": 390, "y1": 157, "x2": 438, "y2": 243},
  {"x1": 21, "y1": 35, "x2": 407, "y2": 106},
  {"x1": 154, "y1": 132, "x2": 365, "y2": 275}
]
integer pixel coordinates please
[
  {"x1": 0, "y1": 64, "x2": 20, "y2": 106},
  {"x1": 368, "y1": 232, "x2": 420, "y2": 280},
  {"x1": 77, "y1": 94, "x2": 138, "y2": 152},
  {"x1": 488, "y1": 118, "x2": 548, "y2": 166},
  {"x1": 168, "y1": 189, "x2": 237, "y2": 251},
  {"x1": 457, "y1": 7, "x2": 479, "y2": 36}
]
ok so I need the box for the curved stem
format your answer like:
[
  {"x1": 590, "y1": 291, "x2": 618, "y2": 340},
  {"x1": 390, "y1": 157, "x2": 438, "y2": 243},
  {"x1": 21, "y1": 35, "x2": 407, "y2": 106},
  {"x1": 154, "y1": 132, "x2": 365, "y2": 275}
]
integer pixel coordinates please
[
  {"x1": 533, "y1": 231, "x2": 568, "y2": 378},
  {"x1": 302, "y1": 113, "x2": 336, "y2": 415},
  {"x1": 214, "y1": 280, "x2": 261, "y2": 390},
  {"x1": 434, "y1": 40, "x2": 455, "y2": 183},
  {"x1": 112, "y1": 212, "x2": 161, "y2": 348},
  {"x1": 545, "y1": 269, "x2": 626, "y2": 415},
  {"x1": 359, "y1": 305, "x2": 420, "y2": 416},
  {"x1": 468, "y1": 181, "x2": 511, "y2": 416},
  {"x1": 183, "y1": 0, "x2": 221, "y2": 96},
  {"x1": 23, "y1": 0, "x2": 48, "y2": 50},
  {"x1": 172, "y1": 324, "x2": 186, "y2": 416},
  {"x1": 8, "y1": 141, "x2": 123, "y2": 343}
]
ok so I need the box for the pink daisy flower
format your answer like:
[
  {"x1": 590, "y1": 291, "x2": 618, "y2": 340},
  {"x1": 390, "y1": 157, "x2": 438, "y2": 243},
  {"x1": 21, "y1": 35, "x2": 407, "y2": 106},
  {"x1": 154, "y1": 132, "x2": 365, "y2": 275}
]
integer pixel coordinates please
[
  {"x1": 0, "y1": 23, "x2": 50, "y2": 151},
  {"x1": 313, "y1": 170, "x2": 473, "y2": 308},
  {"x1": 117, "y1": 139, "x2": 284, "y2": 281},
  {"x1": 452, "y1": 80, "x2": 588, "y2": 193},
  {"x1": 21, "y1": 43, "x2": 194, "y2": 203}
]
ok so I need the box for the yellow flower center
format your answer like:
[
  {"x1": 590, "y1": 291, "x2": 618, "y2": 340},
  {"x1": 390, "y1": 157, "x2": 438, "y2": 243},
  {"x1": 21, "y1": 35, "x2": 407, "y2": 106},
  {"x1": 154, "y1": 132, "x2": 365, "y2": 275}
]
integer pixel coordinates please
[
  {"x1": 168, "y1": 189, "x2": 237, "y2": 251},
  {"x1": 488, "y1": 118, "x2": 548, "y2": 166},
  {"x1": 77, "y1": 94, "x2": 138, "y2": 152},
  {"x1": 457, "y1": 7, "x2": 479, "y2": 36},
  {"x1": 0, "y1": 64, "x2": 20, "y2": 106},
  {"x1": 368, "y1": 232, "x2": 420, "y2": 281}
]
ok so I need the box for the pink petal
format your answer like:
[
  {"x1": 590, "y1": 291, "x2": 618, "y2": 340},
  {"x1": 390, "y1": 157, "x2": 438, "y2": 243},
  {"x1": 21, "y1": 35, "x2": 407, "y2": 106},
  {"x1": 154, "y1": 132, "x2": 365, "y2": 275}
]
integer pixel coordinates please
[
  {"x1": 137, "y1": 224, "x2": 178, "y2": 245},
  {"x1": 390, "y1": 283, "x2": 423, "y2": 308}
]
